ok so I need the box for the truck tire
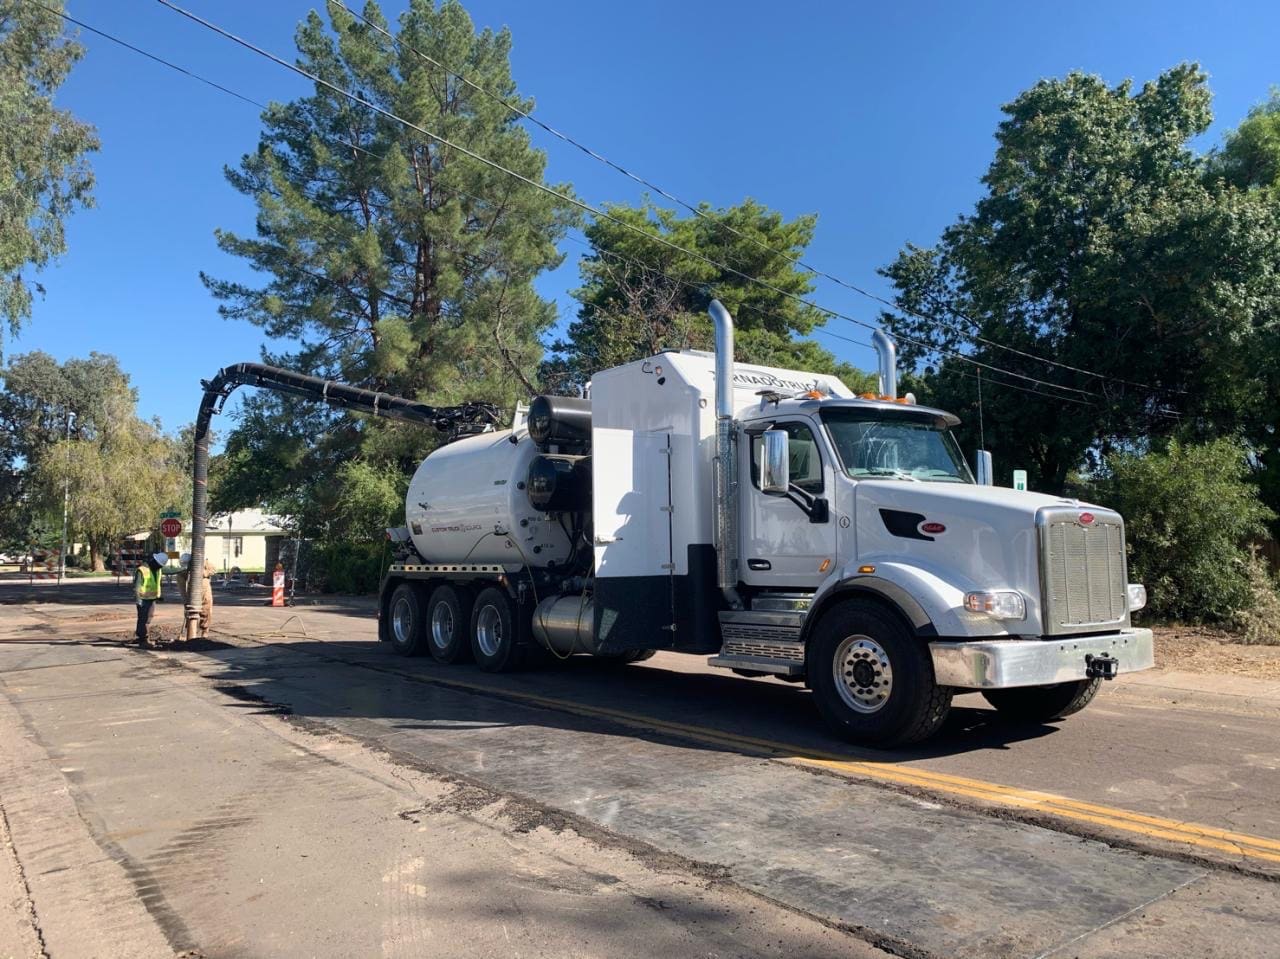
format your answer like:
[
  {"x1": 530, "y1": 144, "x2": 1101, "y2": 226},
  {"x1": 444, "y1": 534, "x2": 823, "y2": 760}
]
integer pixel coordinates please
[
  {"x1": 426, "y1": 585, "x2": 472, "y2": 664},
  {"x1": 981, "y1": 678, "x2": 1101, "y2": 723},
  {"x1": 470, "y1": 587, "x2": 524, "y2": 673},
  {"x1": 808, "y1": 600, "x2": 952, "y2": 747},
  {"x1": 387, "y1": 583, "x2": 426, "y2": 657}
]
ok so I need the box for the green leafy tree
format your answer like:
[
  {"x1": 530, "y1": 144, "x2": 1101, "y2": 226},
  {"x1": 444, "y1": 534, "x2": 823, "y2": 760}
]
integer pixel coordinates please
[
  {"x1": 1091, "y1": 438, "x2": 1273, "y2": 623},
  {"x1": 1207, "y1": 92, "x2": 1280, "y2": 532},
  {"x1": 0, "y1": 0, "x2": 98, "y2": 346},
  {"x1": 0, "y1": 352, "x2": 184, "y2": 568},
  {"x1": 544, "y1": 199, "x2": 876, "y2": 393},
  {"x1": 204, "y1": 0, "x2": 576, "y2": 540},
  {"x1": 879, "y1": 65, "x2": 1280, "y2": 491},
  {"x1": 1209, "y1": 90, "x2": 1280, "y2": 198},
  {"x1": 0, "y1": 351, "x2": 135, "y2": 548},
  {"x1": 38, "y1": 413, "x2": 185, "y2": 572}
]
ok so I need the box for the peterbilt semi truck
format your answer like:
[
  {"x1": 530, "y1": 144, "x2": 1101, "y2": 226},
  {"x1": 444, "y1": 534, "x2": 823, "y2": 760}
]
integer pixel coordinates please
[{"x1": 377, "y1": 301, "x2": 1154, "y2": 746}]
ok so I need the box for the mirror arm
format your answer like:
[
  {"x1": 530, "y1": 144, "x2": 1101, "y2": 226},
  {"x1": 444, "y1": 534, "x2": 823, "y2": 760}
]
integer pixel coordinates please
[{"x1": 784, "y1": 484, "x2": 829, "y2": 523}]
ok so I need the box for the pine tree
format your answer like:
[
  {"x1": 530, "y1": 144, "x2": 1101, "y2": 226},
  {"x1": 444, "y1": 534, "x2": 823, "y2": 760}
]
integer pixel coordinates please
[{"x1": 204, "y1": 0, "x2": 577, "y2": 533}]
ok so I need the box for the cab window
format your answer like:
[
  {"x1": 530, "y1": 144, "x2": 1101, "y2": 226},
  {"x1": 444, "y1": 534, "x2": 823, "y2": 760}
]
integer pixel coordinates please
[{"x1": 750, "y1": 422, "x2": 824, "y2": 493}]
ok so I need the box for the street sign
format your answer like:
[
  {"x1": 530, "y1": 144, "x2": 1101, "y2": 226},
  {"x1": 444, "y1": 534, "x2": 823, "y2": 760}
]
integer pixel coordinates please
[
  {"x1": 1012, "y1": 469, "x2": 1028, "y2": 492},
  {"x1": 161, "y1": 518, "x2": 183, "y2": 538}
]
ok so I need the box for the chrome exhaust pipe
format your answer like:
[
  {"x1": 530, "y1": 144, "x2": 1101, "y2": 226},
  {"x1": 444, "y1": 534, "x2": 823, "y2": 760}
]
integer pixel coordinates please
[
  {"x1": 871, "y1": 329, "x2": 897, "y2": 400},
  {"x1": 708, "y1": 299, "x2": 742, "y2": 609}
]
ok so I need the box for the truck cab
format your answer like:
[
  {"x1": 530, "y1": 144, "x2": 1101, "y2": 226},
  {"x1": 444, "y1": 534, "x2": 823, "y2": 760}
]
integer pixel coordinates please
[{"x1": 721, "y1": 391, "x2": 1151, "y2": 744}]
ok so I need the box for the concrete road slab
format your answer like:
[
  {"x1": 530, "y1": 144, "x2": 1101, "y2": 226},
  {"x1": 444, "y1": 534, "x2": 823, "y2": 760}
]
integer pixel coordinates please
[{"x1": 0, "y1": 636, "x2": 887, "y2": 959}]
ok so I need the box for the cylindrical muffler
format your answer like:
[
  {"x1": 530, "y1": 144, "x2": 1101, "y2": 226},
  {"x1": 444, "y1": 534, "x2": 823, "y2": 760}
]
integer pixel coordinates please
[
  {"x1": 531, "y1": 593, "x2": 595, "y2": 656},
  {"x1": 528, "y1": 395, "x2": 591, "y2": 450}
]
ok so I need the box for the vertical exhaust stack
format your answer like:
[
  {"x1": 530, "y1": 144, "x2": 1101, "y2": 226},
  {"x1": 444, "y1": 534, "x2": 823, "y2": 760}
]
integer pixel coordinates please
[
  {"x1": 871, "y1": 329, "x2": 897, "y2": 400},
  {"x1": 708, "y1": 300, "x2": 742, "y2": 609}
]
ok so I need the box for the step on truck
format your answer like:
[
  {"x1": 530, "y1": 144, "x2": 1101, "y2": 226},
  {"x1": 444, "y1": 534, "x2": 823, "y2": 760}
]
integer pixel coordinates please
[{"x1": 376, "y1": 301, "x2": 1154, "y2": 746}]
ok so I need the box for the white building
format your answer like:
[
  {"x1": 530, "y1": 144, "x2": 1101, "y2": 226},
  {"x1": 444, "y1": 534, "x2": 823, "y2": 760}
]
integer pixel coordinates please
[{"x1": 182, "y1": 509, "x2": 288, "y2": 573}]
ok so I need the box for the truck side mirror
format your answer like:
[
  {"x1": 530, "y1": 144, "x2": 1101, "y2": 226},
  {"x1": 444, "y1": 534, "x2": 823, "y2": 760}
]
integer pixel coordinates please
[
  {"x1": 976, "y1": 450, "x2": 993, "y2": 486},
  {"x1": 761, "y1": 430, "x2": 790, "y2": 495}
]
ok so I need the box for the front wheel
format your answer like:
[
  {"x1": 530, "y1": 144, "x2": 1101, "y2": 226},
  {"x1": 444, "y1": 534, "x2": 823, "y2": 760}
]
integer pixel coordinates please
[
  {"x1": 982, "y1": 678, "x2": 1101, "y2": 723},
  {"x1": 808, "y1": 600, "x2": 952, "y2": 747}
]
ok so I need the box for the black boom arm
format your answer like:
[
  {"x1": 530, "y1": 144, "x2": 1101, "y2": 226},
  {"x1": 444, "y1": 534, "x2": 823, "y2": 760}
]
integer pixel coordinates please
[{"x1": 184, "y1": 362, "x2": 498, "y2": 638}]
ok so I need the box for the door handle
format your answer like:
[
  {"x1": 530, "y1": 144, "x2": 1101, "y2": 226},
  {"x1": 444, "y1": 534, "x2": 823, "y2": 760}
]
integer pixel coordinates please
[{"x1": 747, "y1": 559, "x2": 772, "y2": 571}]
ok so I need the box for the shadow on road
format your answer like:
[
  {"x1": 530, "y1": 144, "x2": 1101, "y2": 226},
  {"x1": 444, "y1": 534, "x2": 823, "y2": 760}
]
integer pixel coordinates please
[
  {"x1": 147, "y1": 635, "x2": 1062, "y2": 766},
  {"x1": 1, "y1": 577, "x2": 1062, "y2": 763}
]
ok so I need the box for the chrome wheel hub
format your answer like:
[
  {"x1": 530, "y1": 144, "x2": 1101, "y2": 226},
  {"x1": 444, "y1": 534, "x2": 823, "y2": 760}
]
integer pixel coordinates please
[
  {"x1": 475, "y1": 604, "x2": 503, "y2": 658},
  {"x1": 392, "y1": 597, "x2": 413, "y2": 645},
  {"x1": 430, "y1": 602, "x2": 454, "y2": 650},
  {"x1": 834, "y1": 635, "x2": 892, "y2": 714}
]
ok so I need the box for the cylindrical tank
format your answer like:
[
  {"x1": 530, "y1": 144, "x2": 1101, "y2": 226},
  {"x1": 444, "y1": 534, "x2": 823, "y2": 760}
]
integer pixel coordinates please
[
  {"x1": 526, "y1": 454, "x2": 591, "y2": 513},
  {"x1": 405, "y1": 430, "x2": 573, "y2": 567},
  {"x1": 528, "y1": 395, "x2": 591, "y2": 449},
  {"x1": 531, "y1": 594, "x2": 596, "y2": 656}
]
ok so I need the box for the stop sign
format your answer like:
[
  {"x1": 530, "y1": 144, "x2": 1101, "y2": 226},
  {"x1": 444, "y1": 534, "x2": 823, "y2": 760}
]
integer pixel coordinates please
[{"x1": 161, "y1": 518, "x2": 183, "y2": 538}]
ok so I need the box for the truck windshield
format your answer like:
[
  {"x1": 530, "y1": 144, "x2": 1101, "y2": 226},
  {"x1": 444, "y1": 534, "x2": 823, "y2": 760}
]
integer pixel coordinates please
[{"x1": 820, "y1": 408, "x2": 974, "y2": 484}]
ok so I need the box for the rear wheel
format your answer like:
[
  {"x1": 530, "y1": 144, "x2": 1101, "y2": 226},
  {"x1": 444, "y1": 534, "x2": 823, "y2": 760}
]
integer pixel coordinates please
[
  {"x1": 426, "y1": 585, "x2": 472, "y2": 664},
  {"x1": 387, "y1": 583, "x2": 426, "y2": 657},
  {"x1": 470, "y1": 587, "x2": 524, "y2": 673},
  {"x1": 809, "y1": 600, "x2": 951, "y2": 747},
  {"x1": 982, "y1": 678, "x2": 1101, "y2": 723}
]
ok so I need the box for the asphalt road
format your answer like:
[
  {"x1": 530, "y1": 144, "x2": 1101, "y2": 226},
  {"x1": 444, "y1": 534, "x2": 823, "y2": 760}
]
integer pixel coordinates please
[{"x1": 3, "y1": 578, "x2": 1279, "y2": 958}]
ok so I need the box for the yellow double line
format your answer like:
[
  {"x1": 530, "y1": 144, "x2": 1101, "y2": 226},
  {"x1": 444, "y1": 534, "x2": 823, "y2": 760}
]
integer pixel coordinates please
[{"x1": 406, "y1": 669, "x2": 1280, "y2": 868}]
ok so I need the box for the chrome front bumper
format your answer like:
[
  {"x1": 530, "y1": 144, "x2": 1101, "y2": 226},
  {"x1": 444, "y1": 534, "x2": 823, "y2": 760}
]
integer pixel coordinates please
[{"x1": 929, "y1": 629, "x2": 1154, "y2": 689}]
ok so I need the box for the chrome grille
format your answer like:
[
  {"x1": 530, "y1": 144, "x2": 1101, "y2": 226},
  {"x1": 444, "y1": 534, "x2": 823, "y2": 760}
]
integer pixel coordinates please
[{"x1": 1039, "y1": 509, "x2": 1128, "y2": 635}]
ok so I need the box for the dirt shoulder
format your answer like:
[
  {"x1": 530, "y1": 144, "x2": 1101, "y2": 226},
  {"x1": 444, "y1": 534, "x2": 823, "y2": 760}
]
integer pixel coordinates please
[{"x1": 1152, "y1": 623, "x2": 1280, "y2": 680}]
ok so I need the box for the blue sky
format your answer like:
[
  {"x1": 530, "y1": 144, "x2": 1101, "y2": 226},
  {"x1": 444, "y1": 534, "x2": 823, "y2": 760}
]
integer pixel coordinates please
[{"x1": 11, "y1": 0, "x2": 1280, "y2": 433}]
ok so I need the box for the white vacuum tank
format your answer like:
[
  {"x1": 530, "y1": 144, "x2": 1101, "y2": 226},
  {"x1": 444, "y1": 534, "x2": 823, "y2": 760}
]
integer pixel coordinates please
[{"x1": 405, "y1": 430, "x2": 574, "y2": 567}]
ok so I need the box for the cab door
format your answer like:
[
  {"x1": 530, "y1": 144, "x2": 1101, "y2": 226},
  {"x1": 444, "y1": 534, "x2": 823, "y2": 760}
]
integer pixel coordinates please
[{"x1": 741, "y1": 419, "x2": 836, "y2": 588}]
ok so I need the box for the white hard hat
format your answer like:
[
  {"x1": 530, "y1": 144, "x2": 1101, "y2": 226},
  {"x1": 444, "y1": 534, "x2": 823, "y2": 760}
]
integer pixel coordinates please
[
  {"x1": 180, "y1": 552, "x2": 191, "y2": 566},
  {"x1": 152, "y1": 551, "x2": 170, "y2": 566}
]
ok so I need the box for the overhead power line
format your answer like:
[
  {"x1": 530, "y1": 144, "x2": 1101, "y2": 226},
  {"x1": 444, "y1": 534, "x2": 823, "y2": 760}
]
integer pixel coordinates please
[
  {"x1": 331, "y1": 0, "x2": 1183, "y2": 400},
  {"x1": 560, "y1": 231, "x2": 1111, "y2": 412},
  {"x1": 38, "y1": 1, "x2": 263, "y2": 108},
  {"x1": 46, "y1": 2, "x2": 1157, "y2": 418},
  {"x1": 565, "y1": 231, "x2": 1190, "y2": 420},
  {"x1": 155, "y1": 0, "x2": 1115, "y2": 404}
]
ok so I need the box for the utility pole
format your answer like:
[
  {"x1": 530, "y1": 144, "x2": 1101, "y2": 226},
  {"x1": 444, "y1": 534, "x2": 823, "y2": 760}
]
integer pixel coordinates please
[{"x1": 57, "y1": 410, "x2": 76, "y2": 586}]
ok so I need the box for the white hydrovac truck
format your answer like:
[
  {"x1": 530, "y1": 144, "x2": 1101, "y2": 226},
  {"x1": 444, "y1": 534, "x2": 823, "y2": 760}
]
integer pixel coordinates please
[{"x1": 378, "y1": 301, "x2": 1154, "y2": 746}]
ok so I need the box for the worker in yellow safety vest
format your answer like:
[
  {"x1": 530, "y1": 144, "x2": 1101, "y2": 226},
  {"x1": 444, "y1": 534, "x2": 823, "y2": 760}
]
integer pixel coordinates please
[{"x1": 134, "y1": 551, "x2": 169, "y2": 646}]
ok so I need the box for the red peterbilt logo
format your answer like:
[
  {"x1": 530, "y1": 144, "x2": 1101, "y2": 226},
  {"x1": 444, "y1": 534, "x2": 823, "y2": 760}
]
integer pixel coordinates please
[
  {"x1": 1079, "y1": 512, "x2": 1095, "y2": 525},
  {"x1": 919, "y1": 521, "x2": 947, "y2": 535}
]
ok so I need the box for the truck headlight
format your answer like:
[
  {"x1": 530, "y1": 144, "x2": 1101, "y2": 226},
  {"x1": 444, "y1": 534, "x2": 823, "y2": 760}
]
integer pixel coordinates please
[
  {"x1": 1127, "y1": 583, "x2": 1147, "y2": 612},
  {"x1": 964, "y1": 590, "x2": 1026, "y2": 620}
]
